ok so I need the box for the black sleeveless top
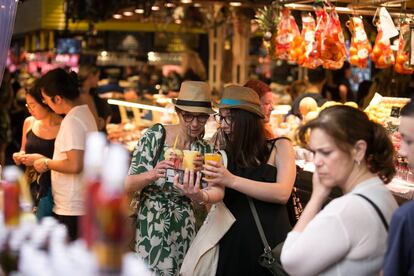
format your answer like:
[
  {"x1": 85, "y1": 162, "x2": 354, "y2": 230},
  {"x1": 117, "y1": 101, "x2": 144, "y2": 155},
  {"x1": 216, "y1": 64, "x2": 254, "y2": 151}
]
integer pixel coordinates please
[
  {"x1": 216, "y1": 140, "x2": 292, "y2": 276},
  {"x1": 25, "y1": 130, "x2": 55, "y2": 199}
]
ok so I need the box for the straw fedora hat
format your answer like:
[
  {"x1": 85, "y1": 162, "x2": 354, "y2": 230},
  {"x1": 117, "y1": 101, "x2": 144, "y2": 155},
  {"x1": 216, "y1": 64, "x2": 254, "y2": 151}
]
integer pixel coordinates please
[
  {"x1": 174, "y1": 81, "x2": 215, "y2": 114},
  {"x1": 218, "y1": 84, "x2": 265, "y2": 118}
]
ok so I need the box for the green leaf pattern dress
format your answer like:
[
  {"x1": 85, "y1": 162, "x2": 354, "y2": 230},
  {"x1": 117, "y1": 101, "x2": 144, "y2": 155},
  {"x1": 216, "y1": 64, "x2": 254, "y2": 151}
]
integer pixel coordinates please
[{"x1": 129, "y1": 124, "x2": 212, "y2": 275}]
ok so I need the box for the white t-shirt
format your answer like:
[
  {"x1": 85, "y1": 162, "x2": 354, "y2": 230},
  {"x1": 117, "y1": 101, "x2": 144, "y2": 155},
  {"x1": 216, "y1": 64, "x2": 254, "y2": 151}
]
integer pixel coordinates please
[
  {"x1": 281, "y1": 177, "x2": 398, "y2": 276},
  {"x1": 52, "y1": 105, "x2": 97, "y2": 216}
]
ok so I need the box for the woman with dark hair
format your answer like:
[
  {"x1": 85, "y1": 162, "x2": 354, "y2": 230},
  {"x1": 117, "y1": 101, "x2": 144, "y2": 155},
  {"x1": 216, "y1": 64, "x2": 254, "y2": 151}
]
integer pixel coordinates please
[
  {"x1": 329, "y1": 61, "x2": 355, "y2": 103},
  {"x1": 13, "y1": 80, "x2": 62, "y2": 220},
  {"x1": 125, "y1": 81, "x2": 218, "y2": 276},
  {"x1": 33, "y1": 68, "x2": 97, "y2": 240},
  {"x1": 77, "y1": 65, "x2": 112, "y2": 131},
  {"x1": 281, "y1": 105, "x2": 398, "y2": 275},
  {"x1": 383, "y1": 99, "x2": 414, "y2": 276},
  {"x1": 178, "y1": 85, "x2": 296, "y2": 275}
]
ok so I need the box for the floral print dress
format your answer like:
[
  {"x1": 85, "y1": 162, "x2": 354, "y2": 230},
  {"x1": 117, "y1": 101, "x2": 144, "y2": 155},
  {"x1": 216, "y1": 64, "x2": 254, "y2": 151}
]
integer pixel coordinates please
[{"x1": 129, "y1": 124, "x2": 212, "y2": 275}]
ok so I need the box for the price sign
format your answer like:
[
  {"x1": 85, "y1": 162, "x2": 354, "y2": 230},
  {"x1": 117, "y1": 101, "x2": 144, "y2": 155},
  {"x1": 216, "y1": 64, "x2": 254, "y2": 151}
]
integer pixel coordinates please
[{"x1": 390, "y1": 106, "x2": 402, "y2": 118}]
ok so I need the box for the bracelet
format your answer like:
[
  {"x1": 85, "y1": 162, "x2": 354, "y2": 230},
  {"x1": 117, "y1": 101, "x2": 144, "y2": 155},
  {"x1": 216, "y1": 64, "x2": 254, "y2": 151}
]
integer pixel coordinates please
[
  {"x1": 198, "y1": 190, "x2": 210, "y2": 205},
  {"x1": 44, "y1": 159, "x2": 50, "y2": 171}
]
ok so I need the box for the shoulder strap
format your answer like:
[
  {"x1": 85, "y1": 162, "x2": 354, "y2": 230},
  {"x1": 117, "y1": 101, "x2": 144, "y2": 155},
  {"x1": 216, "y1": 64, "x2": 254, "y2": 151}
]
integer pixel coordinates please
[
  {"x1": 152, "y1": 124, "x2": 166, "y2": 167},
  {"x1": 247, "y1": 196, "x2": 272, "y2": 253},
  {"x1": 355, "y1": 193, "x2": 388, "y2": 231}
]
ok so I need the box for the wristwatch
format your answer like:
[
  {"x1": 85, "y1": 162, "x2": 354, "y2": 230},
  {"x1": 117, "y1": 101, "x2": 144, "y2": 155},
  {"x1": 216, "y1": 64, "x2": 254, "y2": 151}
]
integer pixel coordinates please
[{"x1": 44, "y1": 159, "x2": 50, "y2": 171}]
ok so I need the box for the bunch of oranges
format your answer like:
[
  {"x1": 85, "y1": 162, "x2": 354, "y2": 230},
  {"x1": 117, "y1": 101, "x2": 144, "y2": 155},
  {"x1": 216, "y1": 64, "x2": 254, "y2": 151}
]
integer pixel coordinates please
[
  {"x1": 394, "y1": 23, "x2": 414, "y2": 74},
  {"x1": 348, "y1": 17, "x2": 372, "y2": 68},
  {"x1": 321, "y1": 9, "x2": 346, "y2": 70},
  {"x1": 370, "y1": 24, "x2": 395, "y2": 69},
  {"x1": 290, "y1": 35, "x2": 306, "y2": 65}
]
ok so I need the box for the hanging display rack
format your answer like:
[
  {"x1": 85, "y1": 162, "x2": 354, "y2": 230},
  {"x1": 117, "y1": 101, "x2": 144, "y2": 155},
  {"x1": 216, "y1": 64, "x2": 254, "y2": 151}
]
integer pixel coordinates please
[{"x1": 278, "y1": 0, "x2": 414, "y2": 16}]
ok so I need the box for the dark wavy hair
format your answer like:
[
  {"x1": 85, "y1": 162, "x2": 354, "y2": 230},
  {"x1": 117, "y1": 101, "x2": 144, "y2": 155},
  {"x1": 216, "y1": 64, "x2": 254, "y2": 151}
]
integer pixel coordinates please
[
  {"x1": 298, "y1": 105, "x2": 396, "y2": 183},
  {"x1": 225, "y1": 109, "x2": 270, "y2": 169},
  {"x1": 39, "y1": 68, "x2": 79, "y2": 100},
  {"x1": 26, "y1": 79, "x2": 52, "y2": 112}
]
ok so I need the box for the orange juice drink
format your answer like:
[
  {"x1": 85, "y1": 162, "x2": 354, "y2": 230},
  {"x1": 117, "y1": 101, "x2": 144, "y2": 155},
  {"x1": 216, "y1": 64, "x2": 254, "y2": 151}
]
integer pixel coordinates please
[
  {"x1": 204, "y1": 153, "x2": 222, "y2": 179},
  {"x1": 183, "y1": 150, "x2": 199, "y2": 170}
]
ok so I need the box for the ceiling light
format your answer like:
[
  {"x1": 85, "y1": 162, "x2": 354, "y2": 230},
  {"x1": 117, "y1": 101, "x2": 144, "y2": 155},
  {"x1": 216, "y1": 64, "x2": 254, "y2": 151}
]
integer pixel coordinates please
[
  {"x1": 165, "y1": 2, "x2": 175, "y2": 8},
  {"x1": 123, "y1": 11, "x2": 133, "y2": 16},
  {"x1": 113, "y1": 14, "x2": 122, "y2": 19},
  {"x1": 151, "y1": 5, "x2": 160, "y2": 11},
  {"x1": 181, "y1": 0, "x2": 192, "y2": 4},
  {"x1": 134, "y1": 8, "x2": 144, "y2": 14},
  {"x1": 193, "y1": 3, "x2": 201, "y2": 7},
  {"x1": 230, "y1": 2, "x2": 242, "y2": 7}
]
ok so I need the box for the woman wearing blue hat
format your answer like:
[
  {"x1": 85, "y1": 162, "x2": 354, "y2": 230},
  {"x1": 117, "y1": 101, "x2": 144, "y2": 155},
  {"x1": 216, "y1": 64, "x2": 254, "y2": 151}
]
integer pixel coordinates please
[{"x1": 177, "y1": 84, "x2": 296, "y2": 275}]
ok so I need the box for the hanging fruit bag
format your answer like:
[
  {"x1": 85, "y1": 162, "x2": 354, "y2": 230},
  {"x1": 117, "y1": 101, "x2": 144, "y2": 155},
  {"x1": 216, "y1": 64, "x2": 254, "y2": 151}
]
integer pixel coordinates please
[
  {"x1": 347, "y1": 17, "x2": 372, "y2": 68},
  {"x1": 371, "y1": 22, "x2": 395, "y2": 69},
  {"x1": 320, "y1": 7, "x2": 346, "y2": 70},
  {"x1": 275, "y1": 8, "x2": 301, "y2": 62},
  {"x1": 394, "y1": 22, "x2": 414, "y2": 74},
  {"x1": 301, "y1": 13, "x2": 321, "y2": 68}
]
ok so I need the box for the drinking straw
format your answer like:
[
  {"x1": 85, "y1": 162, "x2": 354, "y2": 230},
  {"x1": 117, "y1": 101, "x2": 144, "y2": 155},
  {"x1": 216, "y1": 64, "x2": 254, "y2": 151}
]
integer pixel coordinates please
[{"x1": 173, "y1": 133, "x2": 179, "y2": 149}]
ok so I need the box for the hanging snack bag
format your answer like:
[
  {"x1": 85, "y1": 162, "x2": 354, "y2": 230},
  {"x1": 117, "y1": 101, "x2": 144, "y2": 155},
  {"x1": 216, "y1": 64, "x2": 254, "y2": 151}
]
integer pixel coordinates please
[
  {"x1": 371, "y1": 22, "x2": 395, "y2": 68},
  {"x1": 394, "y1": 22, "x2": 414, "y2": 74},
  {"x1": 313, "y1": 6, "x2": 329, "y2": 68},
  {"x1": 347, "y1": 17, "x2": 372, "y2": 68},
  {"x1": 275, "y1": 8, "x2": 301, "y2": 62},
  {"x1": 301, "y1": 13, "x2": 321, "y2": 68},
  {"x1": 321, "y1": 7, "x2": 346, "y2": 70}
]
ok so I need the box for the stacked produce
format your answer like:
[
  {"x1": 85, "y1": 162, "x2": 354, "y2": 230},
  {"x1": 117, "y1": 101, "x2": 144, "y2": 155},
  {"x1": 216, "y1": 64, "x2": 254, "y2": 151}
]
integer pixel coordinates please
[{"x1": 365, "y1": 97, "x2": 410, "y2": 125}]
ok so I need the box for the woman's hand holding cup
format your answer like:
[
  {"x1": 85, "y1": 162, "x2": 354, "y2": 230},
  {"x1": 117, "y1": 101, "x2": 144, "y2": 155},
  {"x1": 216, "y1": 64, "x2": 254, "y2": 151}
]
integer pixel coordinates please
[
  {"x1": 203, "y1": 158, "x2": 236, "y2": 188},
  {"x1": 151, "y1": 160, "x2": 174, "y2": 181}
]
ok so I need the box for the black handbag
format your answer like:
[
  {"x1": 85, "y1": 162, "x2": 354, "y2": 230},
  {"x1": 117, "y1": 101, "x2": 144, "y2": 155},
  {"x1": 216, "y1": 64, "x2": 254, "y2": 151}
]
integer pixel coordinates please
[{"x1": 247, "y1": 197, "x2": 289, "y2": 276}]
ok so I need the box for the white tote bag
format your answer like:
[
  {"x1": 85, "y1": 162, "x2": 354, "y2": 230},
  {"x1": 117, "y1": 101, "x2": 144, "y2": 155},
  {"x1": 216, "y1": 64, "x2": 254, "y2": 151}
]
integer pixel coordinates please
[{"x1": 180, "y1": 150, "x2": 233, "y2": 276}]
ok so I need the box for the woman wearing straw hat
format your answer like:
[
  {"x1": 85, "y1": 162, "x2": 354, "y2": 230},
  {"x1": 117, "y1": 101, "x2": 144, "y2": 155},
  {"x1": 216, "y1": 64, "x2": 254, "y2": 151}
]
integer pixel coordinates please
[
  {"x1": 125, "y1": 81, "x2": 221, "y2": 276},
  {"x1": 177, "y1": 85, "x2": 296, "y2": 275}
]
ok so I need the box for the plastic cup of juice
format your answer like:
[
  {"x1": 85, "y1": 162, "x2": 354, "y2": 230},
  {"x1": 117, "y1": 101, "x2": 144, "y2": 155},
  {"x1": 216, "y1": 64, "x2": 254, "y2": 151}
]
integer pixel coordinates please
[
  {"x1": 204, "y1": 153, "x2": 222, "y2": 179},
  {"x1": 183, "y1": 150, "x2": 200, "y2": 170}
]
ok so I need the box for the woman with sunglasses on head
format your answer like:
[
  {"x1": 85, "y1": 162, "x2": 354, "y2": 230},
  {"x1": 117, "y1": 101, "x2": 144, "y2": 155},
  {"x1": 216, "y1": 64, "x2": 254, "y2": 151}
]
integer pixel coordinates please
[
  {"x1": 13, "y1": 80, "x2": 62, "y2": 220},
  {"x1": 178, "y1": 85, "x2": 296, "y2": 275},
  {"x1": 125, "y1": 81, "x2": 221, "y2": 276},
  {"x1": 281, "y1": 105, "x2": 398, "y2": 276}
]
